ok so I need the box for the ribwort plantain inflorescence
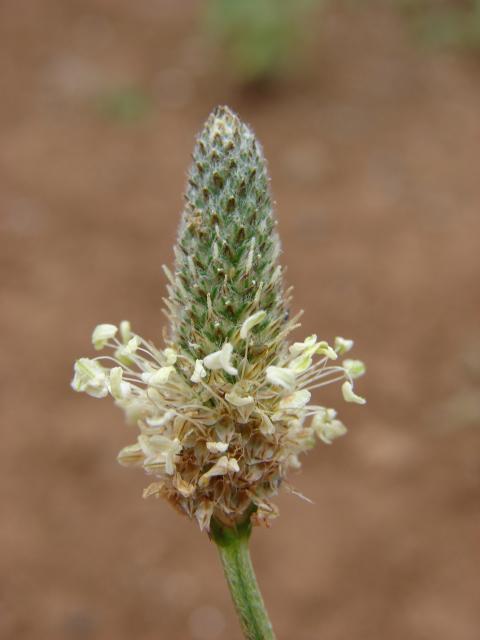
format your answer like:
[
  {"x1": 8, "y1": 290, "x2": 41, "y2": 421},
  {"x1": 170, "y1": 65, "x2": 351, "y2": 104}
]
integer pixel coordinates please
[{"x1": 72, "y1": 106, "x2": 366, "y2": 533}]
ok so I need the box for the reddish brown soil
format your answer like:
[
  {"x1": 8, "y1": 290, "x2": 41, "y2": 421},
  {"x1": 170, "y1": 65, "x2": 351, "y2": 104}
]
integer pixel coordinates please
[{"x1": 1, "y1": 2, "x2": 480, "y2": 639}]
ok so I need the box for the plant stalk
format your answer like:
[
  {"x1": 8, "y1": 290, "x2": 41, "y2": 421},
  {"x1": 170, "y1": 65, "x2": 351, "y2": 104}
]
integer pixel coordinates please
[{"x1": 211, "y1": 515, "x2": 276, "y2": 640}]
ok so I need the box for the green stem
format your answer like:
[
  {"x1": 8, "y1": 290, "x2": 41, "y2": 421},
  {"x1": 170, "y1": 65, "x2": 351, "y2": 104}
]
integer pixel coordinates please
[{"x1": 211, "y1": 515, "x2": 276, "y2": 640}]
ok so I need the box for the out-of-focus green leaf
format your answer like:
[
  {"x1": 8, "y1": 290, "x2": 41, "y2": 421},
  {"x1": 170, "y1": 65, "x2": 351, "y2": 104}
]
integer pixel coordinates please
[{"x1": 94, "y1": 87, "x2": 153, "y2": 123}]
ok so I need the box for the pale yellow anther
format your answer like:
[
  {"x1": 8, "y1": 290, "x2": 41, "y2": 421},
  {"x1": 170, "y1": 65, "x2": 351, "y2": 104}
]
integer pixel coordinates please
[
  {"x1": 334, "y1": 336, "x2": 354, "y2": 355},
  {"x1": 92, "y1": 324, "x2": 117, "y2": 350},
  {"x1": 239, "y1": 310, "x2": 266, "y2": 340},
  {"x1": 343, "y1": 359, "x2": 366, "y2": 379},
  {"x1": 316, "y1": 341, "x2": 338, "y2": 360},
  {"x1": 117, "y1": 442, "x2": 144, "y2": 466},
  {"x1": 109, "y1": 366, "x2": 131, "y2": 400},
  {"x1": 115, "y1": 335, "x2": 141, "y2": 361},
  {"x1": 279, "y1": 389, "x2": 311, "y2": 410},
  {"x1": 266, "y1": 366, "x2": 296, "y2": 391},
  {"x1": 206, "y1": 441, "x2": 229, "y2": 453},
  {"x1": 318, "y1": 420, "x2": 348, "y2": 445},
  {"x1": 312, "y1": 407, "x2": 337, "y2": 423},
  {"x1": 145, "y1": 410, "x2": 176, "y2": 428},
  {"x1": 190, "y1": 359, "x2": 207, "y2": 383},
  {"x1": 289, "y1": 335, "x2": 317, "y2": 356},
  {"x1": 119, "y1": 320, "x2": 132, "y2": 344},
  {"x1": 312, "y1": 411, "x2": 348, "y2": 444},
  {"x1": 71, "y1": 358, "x2": 108, "y2": 398},
  {"x1": 341, "y1": 381, "x2": 366, "y2": 405},
  {"x1": 142, "y1": 366, "x2": 175, "y2": 386},
  {"x1": 288, "y1": 348, "x2": 317, "y2": 372}
]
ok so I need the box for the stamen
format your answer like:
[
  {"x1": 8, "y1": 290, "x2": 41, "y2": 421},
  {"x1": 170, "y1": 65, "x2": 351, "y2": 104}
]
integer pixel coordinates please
[
  {"x1": 298, "y1": 364, "x2": 346, "y2": 387},
  {"x1": 305, "y1": 375, "x2": 347, "y2": 393},
  {"x1": 93, "y1": 356, "x2": 137, "y2": 374}
]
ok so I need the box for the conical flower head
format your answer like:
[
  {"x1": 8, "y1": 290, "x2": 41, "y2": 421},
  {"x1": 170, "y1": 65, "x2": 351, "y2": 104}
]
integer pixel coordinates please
[
  {"x1": 71, "y1": 107, "x2": 366, "y2": 532},
  {"x1": 166, "y1": 106, "x2": 287, "y2": 361}
]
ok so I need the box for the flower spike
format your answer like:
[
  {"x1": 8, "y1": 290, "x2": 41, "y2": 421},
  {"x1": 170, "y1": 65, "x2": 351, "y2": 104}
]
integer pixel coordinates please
[{"x1": 71, "y1": 106, "x2": 366, "y2": 533}]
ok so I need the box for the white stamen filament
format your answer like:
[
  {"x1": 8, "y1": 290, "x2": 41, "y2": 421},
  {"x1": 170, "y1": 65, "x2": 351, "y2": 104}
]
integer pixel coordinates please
[{"x1": 305, "y1": 375, "x2": 348, "y2": 393}]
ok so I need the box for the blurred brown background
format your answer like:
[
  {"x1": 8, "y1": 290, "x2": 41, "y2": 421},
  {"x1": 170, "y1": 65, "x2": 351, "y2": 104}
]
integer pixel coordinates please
[{"x1": 1, "y1": 1, "x2": 480, "y2": 639}]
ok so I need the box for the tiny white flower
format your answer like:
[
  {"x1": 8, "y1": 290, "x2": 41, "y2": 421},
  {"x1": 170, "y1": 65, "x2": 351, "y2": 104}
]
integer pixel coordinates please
[
  {"x1": 92, "y1": 324, "x2": 117, "y2": 350},
  {"x1": 190, "y1": 359, "x2": 207, "y2": 383},
  {"x1": 312, "y1": 411, "x2": 348, "y2": 444},
  {"x1": 199, "y1": 456, "x2": 239, "y2": 487},
  {"x1": 109, "y1": 366, "x2": 131, "y2": 400},
  {"x1": 203, "y1": 342, "x2": 238, "y2": 376},
  {"x1": 343, "y1": 359, "x2": 366, "y2": 379},
  {"x1": 341, "y1": 381, "x2": 366, "y2": 405},
  {"x1": 239, "y1": 310, "x2": 266, "y2": 339},
  {"x1": 225, "y1": 390, "x2": 255, "y2": 423},
  {"x1": 318, "y1": 420, "x2": 348, "y2": 445},
  {"x1": 141, "y1": 366, "x2": 175, "y2": 386},
  {"x1": 288, "y1": 346, "x2": 318, "y2": 372},
  {"x1": 279, "y1": 389, "x2": 311, "y2": 410},
  {"x1": 71, "y1": 358, "x2": 108, "y2": 398},
  {"x1": 335, "y1": 336, "x2": 354, "y2": 355},
  {"x1": 266, "y1": 365, "x2": 296, "y2": 391},
  {"x1": 312, "y1": 407, "x2": 337, "y2": 423},
  {"x1": 206, "y1": 441, "x2": 229, "y2": 453}
]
